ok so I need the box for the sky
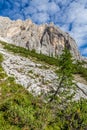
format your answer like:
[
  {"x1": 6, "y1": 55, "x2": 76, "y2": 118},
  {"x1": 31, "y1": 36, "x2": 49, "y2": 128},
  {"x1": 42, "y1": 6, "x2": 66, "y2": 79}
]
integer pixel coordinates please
[{"x1": 0, "y1": 0, "x2": 87, "y2": 57}]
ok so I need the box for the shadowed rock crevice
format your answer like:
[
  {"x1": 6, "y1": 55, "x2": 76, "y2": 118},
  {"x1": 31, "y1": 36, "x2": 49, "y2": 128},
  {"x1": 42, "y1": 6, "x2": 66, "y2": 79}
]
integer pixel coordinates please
[{"x1": 40, "y1": 26, "x2": 72, "y2": 57}]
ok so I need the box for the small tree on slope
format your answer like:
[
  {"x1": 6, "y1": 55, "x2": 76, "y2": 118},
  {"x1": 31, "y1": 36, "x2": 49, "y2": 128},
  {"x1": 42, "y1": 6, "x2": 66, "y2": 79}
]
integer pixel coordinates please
[{"x1": 49, "y1": 47, "x2": 76, "y2": 103}]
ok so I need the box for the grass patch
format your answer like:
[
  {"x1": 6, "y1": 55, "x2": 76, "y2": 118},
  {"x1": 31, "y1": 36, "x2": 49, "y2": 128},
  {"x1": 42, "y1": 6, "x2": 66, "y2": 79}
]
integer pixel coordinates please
[{"x1": 0, "y1": 41, "x2": 59, "y2": 66}]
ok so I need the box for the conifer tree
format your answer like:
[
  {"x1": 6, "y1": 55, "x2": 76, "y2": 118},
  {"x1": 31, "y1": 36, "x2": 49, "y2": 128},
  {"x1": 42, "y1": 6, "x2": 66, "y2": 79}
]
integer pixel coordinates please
[{"x1": 50, "y1": 47, "x2": 76, "y2": 102}]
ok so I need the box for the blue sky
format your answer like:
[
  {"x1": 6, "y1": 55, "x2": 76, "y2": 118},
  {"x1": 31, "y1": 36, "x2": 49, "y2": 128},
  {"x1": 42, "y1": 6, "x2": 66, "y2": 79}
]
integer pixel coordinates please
[{"x1": 0, "y1": 0, "x2": 87, "y2": 56}]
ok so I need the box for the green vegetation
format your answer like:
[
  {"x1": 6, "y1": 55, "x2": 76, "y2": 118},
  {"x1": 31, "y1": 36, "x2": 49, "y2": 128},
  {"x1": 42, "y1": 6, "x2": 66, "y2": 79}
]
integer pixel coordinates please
[
  {"x1": 0, "y1": 41, "x2": 87, "y2": 129},
  {"x1": 0, "y1": 53, "x2": 52, "y2": 130},
  {"x1": 74, "y1": 61, "x2": 87, "y2": 81},
  {"x1": 0, "y1": 41, "x2": 59, "y2": 66},
  {"x1": 49, "y1": 47, "x2": 76, "y2": 102},
  {"x1": 47, "y1": 99, "x2": 87, "y2": 130},
  {"x1": 0, "y1": 40, "x2": 87, "y2": 81},
  {"x1": 0, "y1": 40, "x2": 87, "y2": 82}
]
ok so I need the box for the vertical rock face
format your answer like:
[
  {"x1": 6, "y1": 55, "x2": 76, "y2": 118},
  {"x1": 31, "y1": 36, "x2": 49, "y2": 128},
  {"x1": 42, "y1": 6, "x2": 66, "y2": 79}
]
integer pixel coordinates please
[{"x1": 0, "y1": 16, "x2": 81, "y2": 60}]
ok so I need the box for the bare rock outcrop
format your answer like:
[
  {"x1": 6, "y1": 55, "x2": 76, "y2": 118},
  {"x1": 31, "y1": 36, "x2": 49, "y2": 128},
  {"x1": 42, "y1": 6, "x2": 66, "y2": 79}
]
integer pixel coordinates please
[
  {"x1": 0, "y1": 16, "x2": 81, "y2": 60},
  {"x1": 0, "y1": 46, "x2": 87, "y2": 99}
]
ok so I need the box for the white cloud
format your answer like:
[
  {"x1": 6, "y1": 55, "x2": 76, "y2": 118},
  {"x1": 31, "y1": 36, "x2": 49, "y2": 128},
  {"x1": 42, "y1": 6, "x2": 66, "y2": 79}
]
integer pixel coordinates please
[
  {"x1": 30, "y1": 0, "x2": 49, "y2": 6},
  {"x1": 37, "y1": 4, "x2": 48, "y2": 12},
  {"x1": 23, "y1": 6, "x2": 37, "y2": 15},
  {"x1": 47, "y1": 2, "x2": 60, "y2": 15},
  {"x1": 31, "y1": 12, "x2": 50, "y2": 23}
]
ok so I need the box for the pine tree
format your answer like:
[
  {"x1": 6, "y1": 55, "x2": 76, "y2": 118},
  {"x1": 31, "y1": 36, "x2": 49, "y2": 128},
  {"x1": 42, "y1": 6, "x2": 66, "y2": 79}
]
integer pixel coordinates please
[{"x1": 49, "y1": 47, "x2": 76, "y2": 103}]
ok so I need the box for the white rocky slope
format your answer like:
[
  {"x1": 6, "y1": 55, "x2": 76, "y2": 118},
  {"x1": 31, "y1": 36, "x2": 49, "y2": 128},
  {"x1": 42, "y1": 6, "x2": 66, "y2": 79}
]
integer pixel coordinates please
[
  {"x1": 0, "y1": 45, "x2": 58, "y2": 95},
  {"x1": 0, "y1": 44, "x2": 87, "y2": 100}
]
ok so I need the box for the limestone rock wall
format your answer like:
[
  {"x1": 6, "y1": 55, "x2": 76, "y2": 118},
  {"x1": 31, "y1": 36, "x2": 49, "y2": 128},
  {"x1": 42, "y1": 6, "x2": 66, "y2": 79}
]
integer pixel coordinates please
[{"x1": 0, "y1": 16, "x2": 81, "y2": 60}]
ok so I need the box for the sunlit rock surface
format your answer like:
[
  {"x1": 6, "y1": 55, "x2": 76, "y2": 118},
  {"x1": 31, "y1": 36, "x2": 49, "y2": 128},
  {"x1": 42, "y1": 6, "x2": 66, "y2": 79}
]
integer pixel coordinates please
[{"x1": 0, "y1": 16, "x2": 80, "y2": 60}]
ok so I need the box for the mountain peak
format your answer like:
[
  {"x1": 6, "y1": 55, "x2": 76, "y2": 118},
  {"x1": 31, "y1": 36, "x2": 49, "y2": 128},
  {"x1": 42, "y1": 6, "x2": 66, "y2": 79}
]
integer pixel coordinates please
[{"x1": 0, "y1": 16, "x2": 81, "y2": 60}]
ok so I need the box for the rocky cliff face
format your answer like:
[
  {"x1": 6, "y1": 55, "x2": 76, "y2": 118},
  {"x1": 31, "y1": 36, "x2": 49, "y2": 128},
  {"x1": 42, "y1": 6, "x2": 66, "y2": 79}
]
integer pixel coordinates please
[{"x1": 0, "y1": 16, "x2": 80, "y2": 60}]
